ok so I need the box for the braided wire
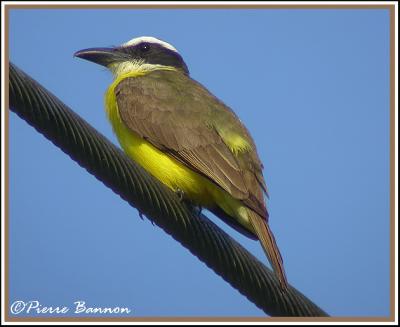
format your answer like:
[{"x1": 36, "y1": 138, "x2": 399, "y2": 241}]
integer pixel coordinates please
[{"x1": 8, "y1": 62, "x2": 328, "y2": 317}]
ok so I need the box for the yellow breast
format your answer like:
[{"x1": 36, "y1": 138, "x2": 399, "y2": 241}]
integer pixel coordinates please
[{"x1": 104, "y1": 72, "x2": 217, "y2": 206}]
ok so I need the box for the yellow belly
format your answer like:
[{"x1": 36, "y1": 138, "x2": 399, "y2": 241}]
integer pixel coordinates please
[{"x1": 104, "y1": 72, "x2": 250, "y2": 228}]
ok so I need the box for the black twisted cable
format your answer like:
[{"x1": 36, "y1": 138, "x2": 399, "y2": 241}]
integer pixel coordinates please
[{"x1": 8, "y1": 62, "x2": 328, "y2": 317}]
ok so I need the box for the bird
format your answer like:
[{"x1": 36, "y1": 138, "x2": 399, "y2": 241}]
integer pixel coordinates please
[{"x1": 75, "y1": 36, "x2": 288, "y2": 289}]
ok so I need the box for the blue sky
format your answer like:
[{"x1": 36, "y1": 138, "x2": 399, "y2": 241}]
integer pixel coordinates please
[{"x1": 8, "y1": 7, "x2": 390, "y2": 317}]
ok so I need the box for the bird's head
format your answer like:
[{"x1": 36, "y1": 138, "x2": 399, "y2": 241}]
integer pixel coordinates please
[{"x1": 74, "y1": 36, "x2": 189, "y2": 76}]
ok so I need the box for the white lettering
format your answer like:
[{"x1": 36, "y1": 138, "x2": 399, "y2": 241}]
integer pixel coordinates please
[{"x1": 10, "y1": 300, "x2": 131, "y2": 315}]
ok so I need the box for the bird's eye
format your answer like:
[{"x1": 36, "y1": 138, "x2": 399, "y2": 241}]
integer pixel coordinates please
[{"x1": 140, "y1": 43, "x2": 151, "y2": 52}]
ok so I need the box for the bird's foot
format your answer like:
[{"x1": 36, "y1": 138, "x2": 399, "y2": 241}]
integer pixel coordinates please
[
  {"x1": 174, "y1": 188, "x2": 202, "y2": 217},
  {"x1": 183, "y1": 201, "x2": 202, "y2": 217},
  {"x1": 137, "y1": 209, "x2": 145, "y2": 220},
  {"x1": 175, "y1": 188, "x2": 185, "y2": 201},
  {"x1": 137, "y1": 209, "x2": 155, "y2": 225},
  {"x1": 192, "y1": 205, "x2": 203, "y2": 217}
]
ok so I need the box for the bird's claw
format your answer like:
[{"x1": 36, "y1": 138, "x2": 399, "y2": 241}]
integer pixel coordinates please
[
  {"x1": 138, "y1": 210, "x2": 144, "y2": 220},
  {"x1": 175, "y1": 188, "x2": 185, "y2": 201}
]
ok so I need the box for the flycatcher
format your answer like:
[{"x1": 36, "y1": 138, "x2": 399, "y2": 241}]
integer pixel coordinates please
[{"x1": 75, "y1": 36, "x2": 288, "y2": 289}]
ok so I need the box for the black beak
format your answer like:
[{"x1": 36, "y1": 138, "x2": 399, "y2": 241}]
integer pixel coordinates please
[{"x1": 74, "y1": 47, "x2": 126, "y2": 67}]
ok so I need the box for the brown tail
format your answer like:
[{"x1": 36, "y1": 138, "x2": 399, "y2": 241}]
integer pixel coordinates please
[{"x1": 248, "y1": 210, "x2": 288, "y2": 290}]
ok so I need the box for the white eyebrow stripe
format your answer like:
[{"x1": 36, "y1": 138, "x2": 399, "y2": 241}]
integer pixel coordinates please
[{"x1": 122, "y1": 36, "x2": 179, "y2": 53}]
